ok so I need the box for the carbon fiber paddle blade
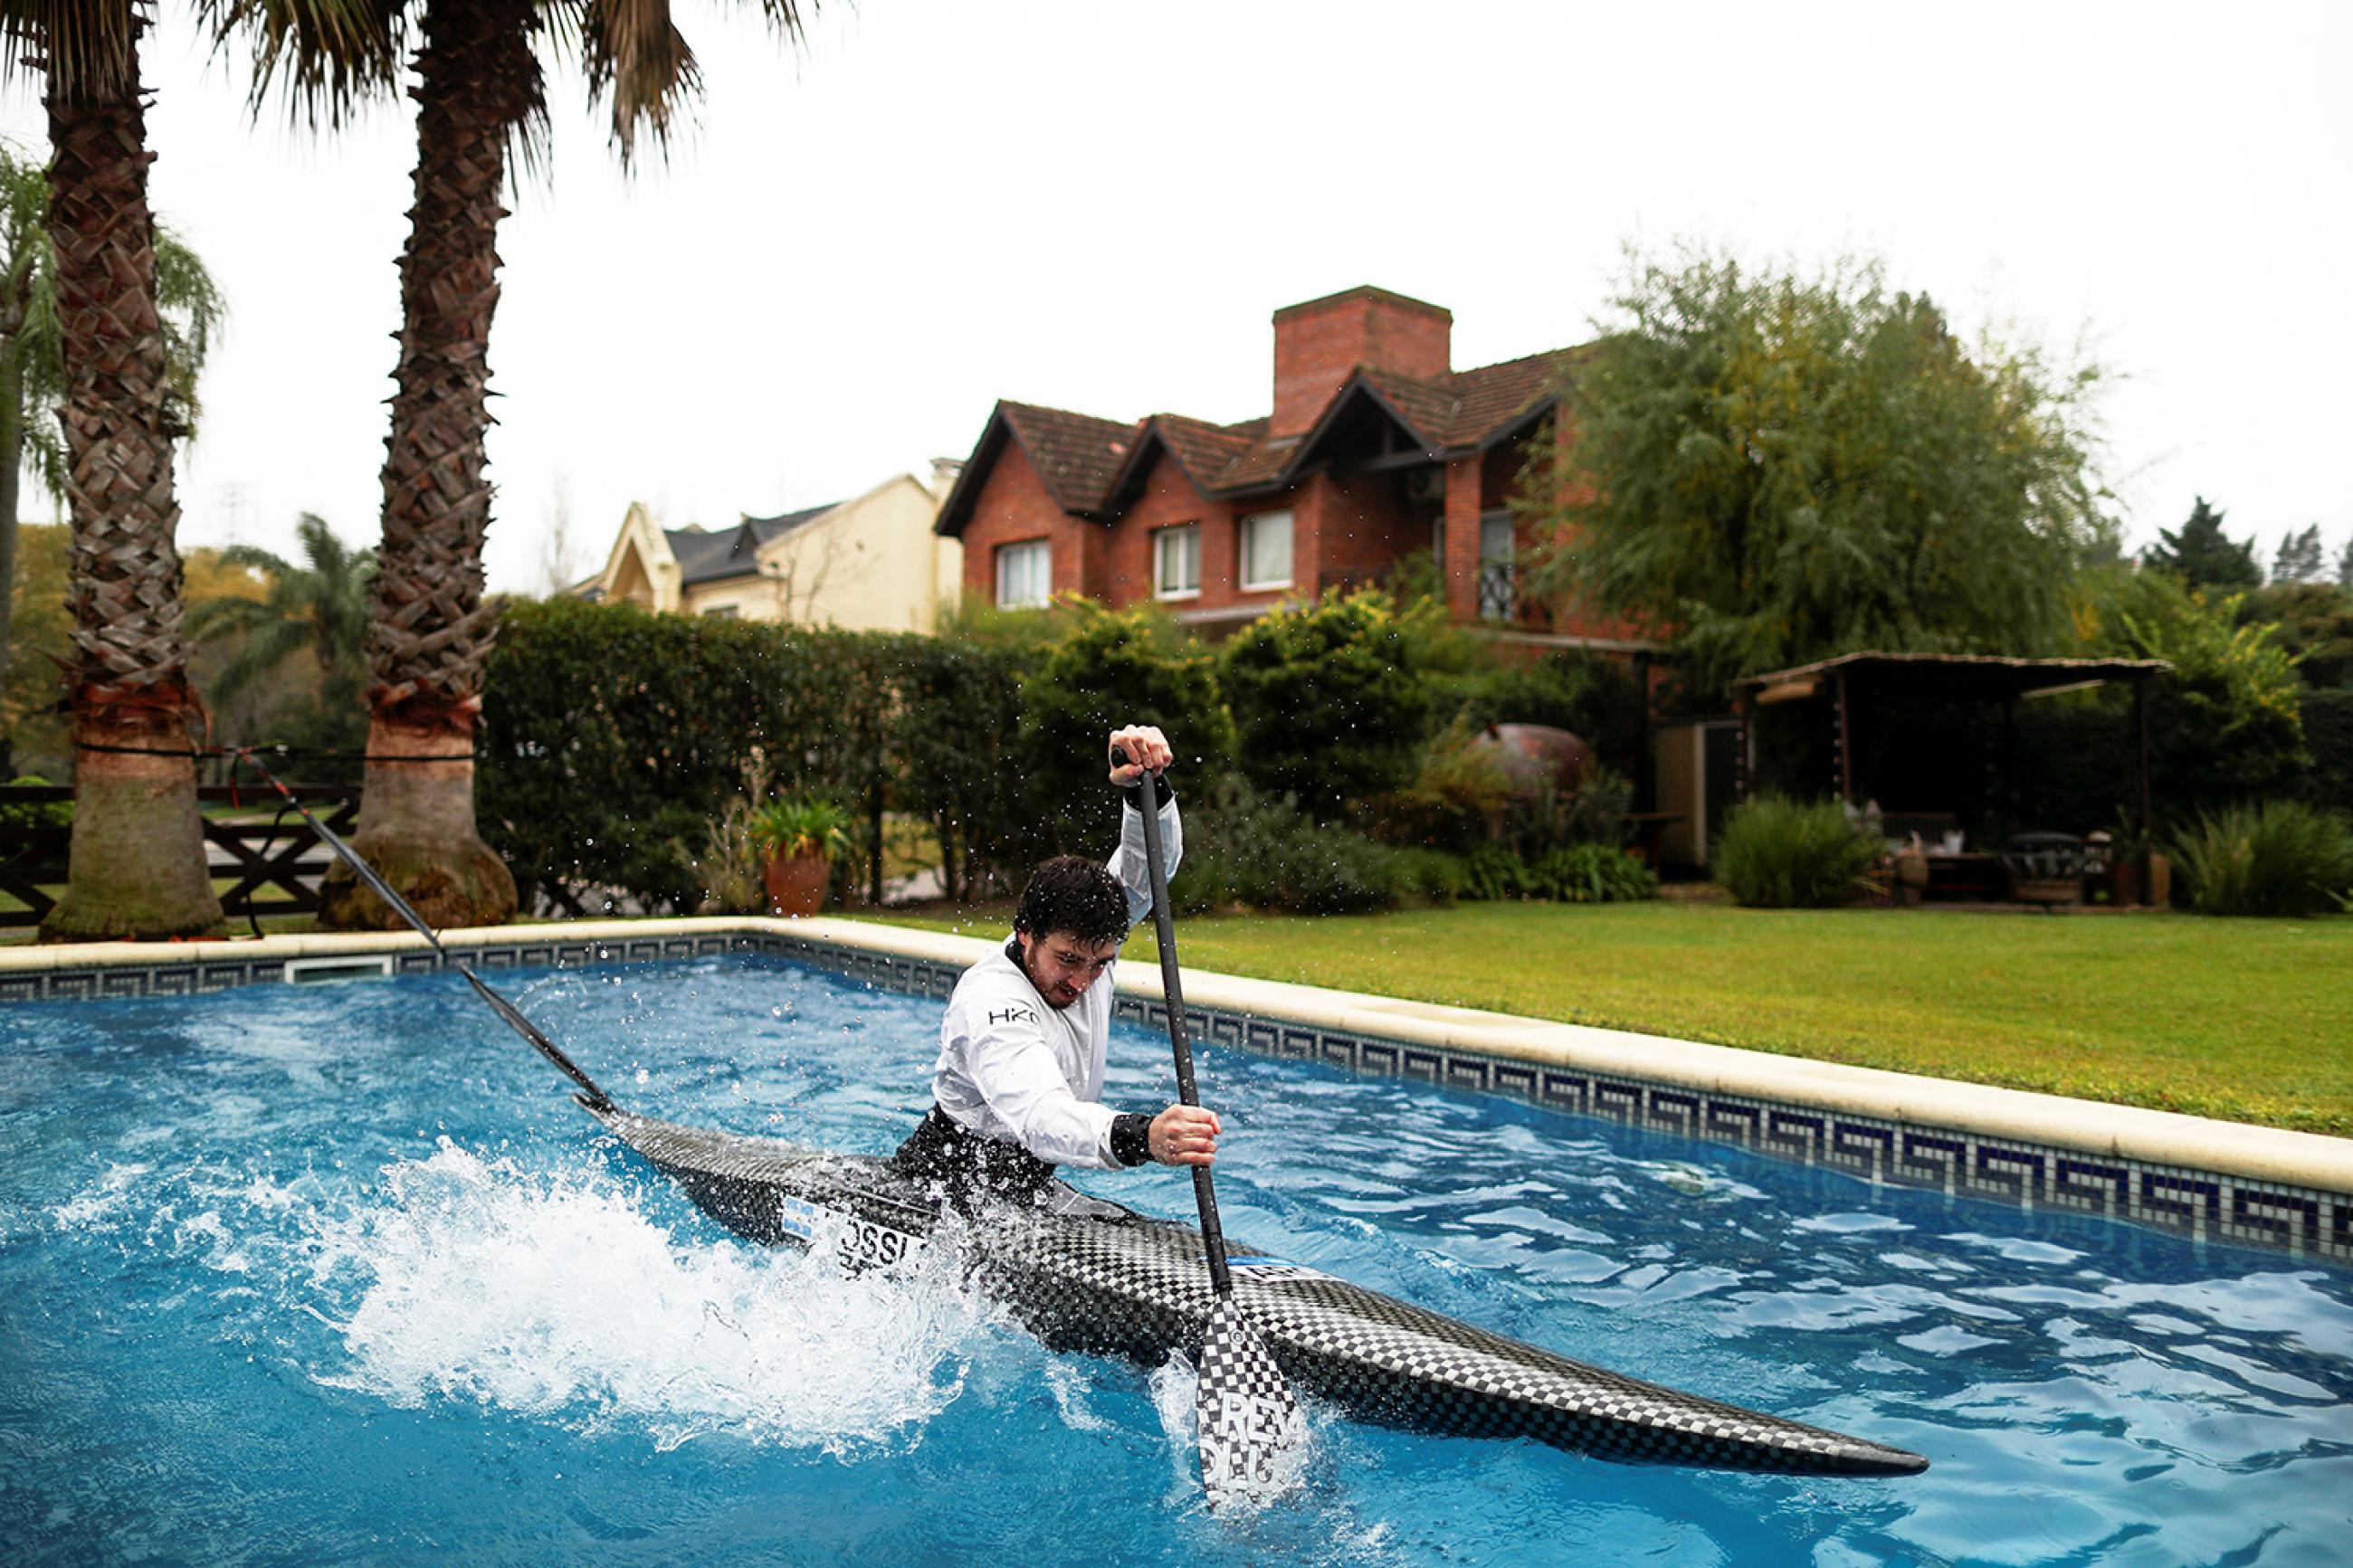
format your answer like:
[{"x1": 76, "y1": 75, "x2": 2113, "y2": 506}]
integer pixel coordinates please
[{"x1": 1196, "y1": 1297, "x2": 1300, "y2": 1505}]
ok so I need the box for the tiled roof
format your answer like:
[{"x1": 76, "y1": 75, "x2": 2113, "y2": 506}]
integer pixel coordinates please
[
  {"x1": 1441, "y1": 347, "x2": 1590, "y2": 444},
  {"x1": 999, "y1": 401, "x2": 1139, "y2": 514},
  {"x1": 666, "y1": 502, "x2": 833, "y2": 586},
  {"x1": 957, "y1": 345, "x2": 1588, "y2": 525},
  {"x1": 1152, "y1": 413, "x2": 1259, "y2": 489}
]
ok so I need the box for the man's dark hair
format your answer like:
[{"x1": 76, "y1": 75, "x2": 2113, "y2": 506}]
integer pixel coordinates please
[{"x1": 1014, "y1": 856, "x2": 1129, "y2": 945}]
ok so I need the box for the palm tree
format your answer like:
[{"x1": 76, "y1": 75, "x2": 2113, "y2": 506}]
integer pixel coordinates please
[
  {"x1": 223, "y1": 0, "x2": 814, "y2": 929},
  {"x1": 2, "y1": 138, "x2": 224, "y2": 780},
  {"x1": 186, "y1": 510, "x2": 374, "y2": 723},
  {"x1": 0, "y1": 3, "x2": 227, "y2": 939}
]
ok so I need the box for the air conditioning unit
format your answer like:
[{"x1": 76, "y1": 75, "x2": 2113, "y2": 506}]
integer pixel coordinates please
[{"x1": 1404, "y1": 468, "x2": 1446, "y2": 504}]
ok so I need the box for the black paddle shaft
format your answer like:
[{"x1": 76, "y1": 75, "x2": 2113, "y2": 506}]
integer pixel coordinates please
[
  {"x1": 236, "y1": 751, "x2": 615, "y2": 1113},
  {"x1": 1117, "y1": 750, "x2": 1233, "y2": 1297}
]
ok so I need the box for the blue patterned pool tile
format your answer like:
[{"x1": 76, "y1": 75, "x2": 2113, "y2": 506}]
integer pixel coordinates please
[
  {"x1": 1970, "y1": 1145, "x2": 2048, "y2": 1204},
  {"x1": 1446, "y1": 1054, "x2": 1493, "y2": 1090},
  {"x1": 1895, "y1": 1132, "x2": 1970, "y2": 1193},
  {"x1": 1645, "y1": 1090, "x2": 1701, "y2": 1136},
  {"x1": 2137, "y1": 1173, "x2": 2223, "y2": 1235},
  {"x1": 1591, "y1": 1079, "x2": 1644, "y2": 1124},
  {"x1": 1704, "y1": 1099, "x2": 1765, "y2": 1146},
  {"x1": 1538, "y1": 1071, "x2": 1586, "y2": 1111},
  {"x1": 1491, "y1": 1062, "x2": 1538, "y2": 1100},
  {"x1": 2052, "y1": 1158, "x2": 2131, "y2": 1214},
  {"x1": 1764, "y1": 1110, "x2": 1827, "y2": 1162}
]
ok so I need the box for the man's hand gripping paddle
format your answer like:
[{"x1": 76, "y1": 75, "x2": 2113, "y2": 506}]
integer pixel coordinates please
[{"x1": 1116, "y1": 747, "x2": 1301, "y2": 1506}]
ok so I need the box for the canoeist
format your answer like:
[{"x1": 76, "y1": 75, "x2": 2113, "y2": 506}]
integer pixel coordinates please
[{"x1": 892, "y1": 724, "x2": 1221, "y2": 1205}]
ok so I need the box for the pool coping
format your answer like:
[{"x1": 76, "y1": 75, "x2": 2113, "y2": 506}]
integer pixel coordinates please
[{"x1": 6, "y1": 915, "x2": 2348, "y2": 1264}]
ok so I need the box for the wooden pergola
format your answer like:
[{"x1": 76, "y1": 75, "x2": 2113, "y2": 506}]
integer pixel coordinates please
[{"x1": 1733, "y1": 651, "x2": 2173, "y2": 880}]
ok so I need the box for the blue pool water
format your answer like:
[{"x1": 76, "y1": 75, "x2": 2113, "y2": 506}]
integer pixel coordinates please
[{"x1": 3, "y1": 955, "x2": 2348, "y2": 1566}]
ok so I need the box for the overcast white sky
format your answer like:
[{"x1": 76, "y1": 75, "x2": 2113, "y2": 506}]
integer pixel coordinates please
[{"x1": 5, "y1": 0, "x2": 2348, "y2": 594}]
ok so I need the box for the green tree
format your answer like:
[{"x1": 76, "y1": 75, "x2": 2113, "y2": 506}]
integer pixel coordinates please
[
  {"x1": 1, "y1": 138, "x2": 224, "y2": 779},
  {"x1": 2236, "y1": 580, "x2": 2353, "y2": 689},
  {"x1": 2143, "y1": 496, "x2": 2261, "y2": 591},
  {"x1": 1220, "y1": 589, "x2": 1433, "y2": 819},
  {"x1": 2072, "y1": 563, "x2": 2309, "y2": 809},
  {"x1": 2339, "y1": 535, "x2": 2353, "y2": 590},
  {"x1": 1015, "y1": 598, "x2": 1233, "y2": 857},
  {"x1": 224, "y1": 0, "x2": 816, "y2": 929},
  {"x1": 1518, "y1": 249, "x2": 2110, "y2": 700},
  {"x1": 0, "y1": 3, "x2": 237, "y2": 939},
  {"x1": 2271, "y1": 523, "x2": 2325, "y2": 585},
  {"x1": 186, "y1": 512, "x2": 375, "y2": 754}
]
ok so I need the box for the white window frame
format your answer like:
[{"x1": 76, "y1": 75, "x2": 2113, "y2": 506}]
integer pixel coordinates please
[
  {"x1": 1478, "y1": 509, "x2": 1516, "y2": 622},
  {"x1": 996, "y1": 538, "x2": 1051, "y2": 609},
  {"x1": 700, "y1": 603, "x2": 741, "y2": 620},
  {"x1": 1153, "y1": 523, "x2": 1201, "y2": 600},
  {"x1": 1238, "y1": 508, "x2": 1294, "y2": 592}
]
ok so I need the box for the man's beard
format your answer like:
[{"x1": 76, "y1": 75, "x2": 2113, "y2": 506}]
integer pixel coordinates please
[{"x1": 1018, "y1": 946, "x2": 1085, "y2": 1010}]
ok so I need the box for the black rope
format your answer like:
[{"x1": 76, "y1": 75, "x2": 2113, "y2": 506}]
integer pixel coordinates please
[{"x1": 71, "y1": 738, "x2": 482, "y2": 764}]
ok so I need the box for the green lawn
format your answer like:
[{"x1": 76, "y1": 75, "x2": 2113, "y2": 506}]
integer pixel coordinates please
[{"x1": 860, "y1": 900, "x2": 2353, "y2": 1136}]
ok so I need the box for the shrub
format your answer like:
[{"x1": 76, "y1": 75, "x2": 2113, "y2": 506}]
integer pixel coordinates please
[
  {"x1": 2169, "y1": 801, "x2": 2353, "y2": 917},
  {"x1": 1713, "y1": 796, "x2": 1881, "y2": 908},
  {"x1": 1528, "y1": 844, "x2": 1660, "y2": 903},
  {"x1": 2302, "y1": 689, "x2": 2353, "y2": 820},
  {"x1": 1175, "y1": 778, "x2": 1405, "y2": 916},
  {"x1": 1462, "y1": 844, "x2": 1527, "y2": 901},
  {"x1": 1222, "y1": 590, "x2": 1431, "y2": 818},
  {"x1": 0, "y1": 776, "x2": 71, "y2": 831},
  {"x1": 1389, "y1": 847, "x2": 1470, "y2": 903},
  {"x1": 1017, "y1": 598, "x2": 1234, "y2": 860},
  {"x1": 1374, "y1": 718, "x2": 1511, "y2": 850}
]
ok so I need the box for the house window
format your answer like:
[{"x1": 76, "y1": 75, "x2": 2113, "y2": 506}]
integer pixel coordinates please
[
  {"x1": 996, "y1": 538, "x2": 1051, "y2": 608},
  {"x1": 701, "y1": 603, "x2": 741, "y2": 620},
  {"x1": 1153, "y1": 524, "x2": 1201, "y2": 599},
  {"x1": 1478, "y1": 510, "x2": 1515, "y2": 622},
  {"x1": 1238, "y1": 508, "x2": 1293, "y2": 592}
]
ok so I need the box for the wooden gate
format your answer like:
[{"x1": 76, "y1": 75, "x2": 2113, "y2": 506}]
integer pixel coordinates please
[{"x1": 0, "y1": 784, "x2": 361, "y2": 930}]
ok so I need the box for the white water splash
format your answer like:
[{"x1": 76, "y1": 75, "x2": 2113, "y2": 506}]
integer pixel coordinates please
[
  {"x1": 308, "y1": 1141, "x2": 992, "y2": 1455},
  {"x1": 51, "y1": 1161, "x2": 153, "y2": 1229}
]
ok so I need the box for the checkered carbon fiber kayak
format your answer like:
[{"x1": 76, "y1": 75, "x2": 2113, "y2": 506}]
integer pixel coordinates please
[{"x1": 591, "y1": 1104, "x2": 1928, "y2": 1477}]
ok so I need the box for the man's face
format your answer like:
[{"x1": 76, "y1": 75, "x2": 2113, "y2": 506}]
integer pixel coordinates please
[{"x1": 1015, "y1": 928, "x2": 1119, "y2": 1010}]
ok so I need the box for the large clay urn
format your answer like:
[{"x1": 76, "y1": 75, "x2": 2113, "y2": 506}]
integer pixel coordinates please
[
  {"x1": 1468, "y1": 723, "x2": 1596, "y2": 799},
  {"x1": 764, "y1": 851, "x2": 830, "y2": 917}
]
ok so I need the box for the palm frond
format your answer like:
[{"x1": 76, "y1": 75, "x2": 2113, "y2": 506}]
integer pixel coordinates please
[
  {"x1": 581, "y1": 0, "x2": 699, "y2": 164},
  {"x1": 0, "y1": 0, "x2": 143, "y2": 100},
  {"x1": 195, "y1": 0, "x2": 406, "y2": 130}
]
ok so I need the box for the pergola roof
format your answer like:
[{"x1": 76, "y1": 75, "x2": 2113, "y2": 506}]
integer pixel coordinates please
[{"x1": 1737, "y1": 651, "x2": 2172, "y2": 706}]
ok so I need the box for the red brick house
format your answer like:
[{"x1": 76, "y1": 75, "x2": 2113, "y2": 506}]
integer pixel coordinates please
[{"x1": 934, "y1": 285, "x2": 1652, "y2": 647}]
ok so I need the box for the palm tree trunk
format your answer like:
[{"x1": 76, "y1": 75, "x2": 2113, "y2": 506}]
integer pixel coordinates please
[
  {"x1": 323, "y1": 0, "x2": 533, "y2": 931},
  {"x1": 39, "y1": 33, "x2": 220, "y2": 942},
  {"x1": 0, "y1": 356, "x2": 23, "y2": 782}
]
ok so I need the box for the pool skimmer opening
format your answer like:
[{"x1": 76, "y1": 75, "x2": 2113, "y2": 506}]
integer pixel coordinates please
[{"x1": 283, "y1": 954, "x2": 396, "y2": 985}]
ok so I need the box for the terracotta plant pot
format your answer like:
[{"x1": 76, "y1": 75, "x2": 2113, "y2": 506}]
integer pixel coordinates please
[{"x1": 764, "y1": 851, "x2": 831, "y2": 917}]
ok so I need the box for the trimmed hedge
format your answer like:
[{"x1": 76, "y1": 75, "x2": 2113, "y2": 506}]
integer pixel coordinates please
[{"x1": 481, "y1": 599, "x2": 1032, "y2": 913}]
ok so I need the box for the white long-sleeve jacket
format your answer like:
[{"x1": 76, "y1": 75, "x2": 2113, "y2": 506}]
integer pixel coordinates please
[{"x1": 928, "y1": 794, "x2": 1182, "y2": 1169}]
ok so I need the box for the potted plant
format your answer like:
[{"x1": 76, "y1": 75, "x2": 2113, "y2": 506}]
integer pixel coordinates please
[
  {"x1": 2108, "y1": 821, "x2": 2171, "y2": 908},
  {"x1": 748, "y1": 795, "x2": 853, "y2": 917}
]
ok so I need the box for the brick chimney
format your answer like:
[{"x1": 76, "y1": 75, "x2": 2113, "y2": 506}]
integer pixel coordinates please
[{"x1": 1270, "y1": 285, "x2": 1453, "y2": 438}]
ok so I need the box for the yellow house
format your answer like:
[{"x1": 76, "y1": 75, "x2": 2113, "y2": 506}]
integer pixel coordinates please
[{"x1": 584, "y1": 470, "x2": 962, "y2": 632}]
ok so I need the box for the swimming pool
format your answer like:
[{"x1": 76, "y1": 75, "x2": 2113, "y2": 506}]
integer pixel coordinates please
[{"x1": 4, "y1": 955, "x2": 2347, "y2": 1565}]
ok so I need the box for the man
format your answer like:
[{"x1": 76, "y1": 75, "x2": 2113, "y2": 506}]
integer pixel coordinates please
[{"x1": 894, "y1": 723, "x2": 1221, "y2": 1205}]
